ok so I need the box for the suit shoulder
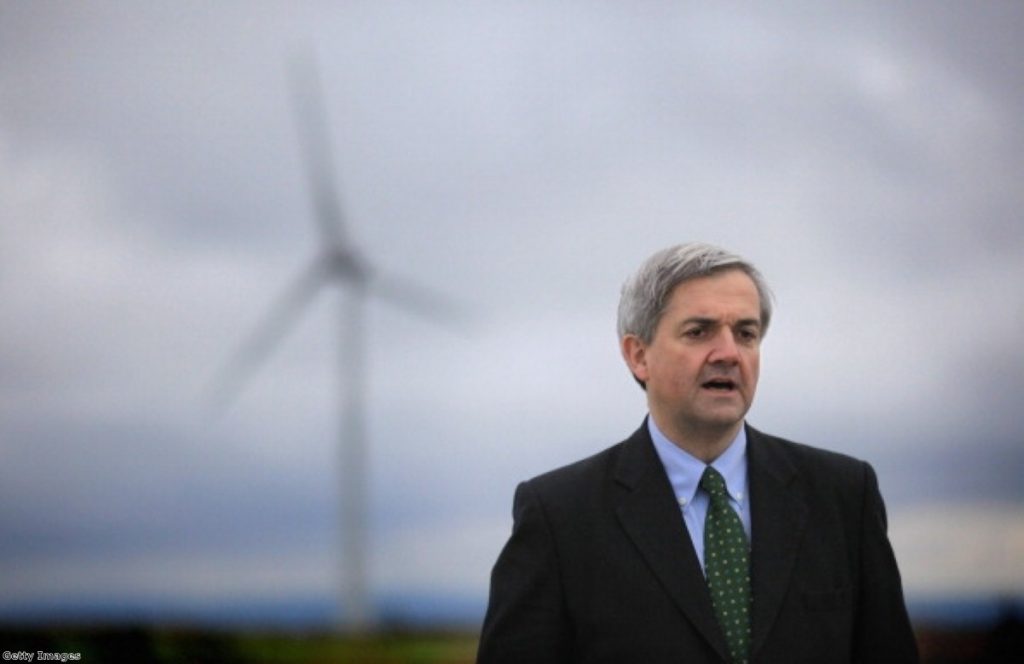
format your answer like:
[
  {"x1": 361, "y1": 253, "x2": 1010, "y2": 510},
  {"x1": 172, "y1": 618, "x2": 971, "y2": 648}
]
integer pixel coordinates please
[
  {"x1": 752, "y1": 428, "x2": 873, "y2": 487},
  {"x1": 524, "y1": 441, "x2": 625, "y2": 498}
]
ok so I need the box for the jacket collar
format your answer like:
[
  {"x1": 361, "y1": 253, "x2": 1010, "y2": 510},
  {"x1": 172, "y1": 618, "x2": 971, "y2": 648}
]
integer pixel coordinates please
[
  {"x1": 746, "y1": 425, "x2": 809, "y2": 656},
  {"x1": 612, "y1": 421, "x2": 809, "y2": 660},
  {"x1": 612, "y1": 420, "x2": 731, "y2": 661}
]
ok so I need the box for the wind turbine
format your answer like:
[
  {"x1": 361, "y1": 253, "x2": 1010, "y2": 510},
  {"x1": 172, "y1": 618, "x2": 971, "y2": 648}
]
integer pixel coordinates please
[{"x1": 209, "y1": 54, "x2": 460, "y2": 631}]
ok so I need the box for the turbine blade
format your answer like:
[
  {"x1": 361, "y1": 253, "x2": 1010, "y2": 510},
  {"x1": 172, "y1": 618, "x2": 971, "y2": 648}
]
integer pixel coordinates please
[
  {"x1": 288, "y1": 49, "x2": 350, "y2": 249},
  {"x1": 206, "y1": 258, "x2": 330, "y2": 415},
  {"x1": 369, "y1": 271, "x2": 472, "y2": 328}
]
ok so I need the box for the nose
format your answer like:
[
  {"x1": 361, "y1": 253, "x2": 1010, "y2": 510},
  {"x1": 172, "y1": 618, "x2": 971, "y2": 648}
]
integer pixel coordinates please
[{"x1": 707, "y1": 327, "x2": 740, "y2": 365}]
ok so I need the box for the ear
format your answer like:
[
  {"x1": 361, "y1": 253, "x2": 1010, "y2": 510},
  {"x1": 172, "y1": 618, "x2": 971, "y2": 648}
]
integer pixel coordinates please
[{"x1": 620, "y1": 334, "x2": 650, "y2": 384}]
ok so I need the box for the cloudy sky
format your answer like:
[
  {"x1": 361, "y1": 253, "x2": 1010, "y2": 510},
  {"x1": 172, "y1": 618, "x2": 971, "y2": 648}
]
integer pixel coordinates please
[{"x1": 1, "y1": 1, "x2": 1022, "y2": 626}]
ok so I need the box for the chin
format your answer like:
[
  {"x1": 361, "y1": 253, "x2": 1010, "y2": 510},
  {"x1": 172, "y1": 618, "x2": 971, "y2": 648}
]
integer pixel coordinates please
[{"x1": 698, "y1": 411, "x2": 747, "y2": 430}]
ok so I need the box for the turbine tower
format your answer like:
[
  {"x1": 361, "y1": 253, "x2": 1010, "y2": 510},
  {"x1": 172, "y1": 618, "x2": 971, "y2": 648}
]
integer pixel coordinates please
[{"x1": 209, "y1": 54, "x2": 458, "y2": 631}]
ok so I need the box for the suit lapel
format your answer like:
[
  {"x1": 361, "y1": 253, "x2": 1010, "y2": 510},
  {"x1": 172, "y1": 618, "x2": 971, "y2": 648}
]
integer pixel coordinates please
[
  {"x1": 613, "y1": 423, "x2": 731, "y2": 661},
  {"x1": 746, "y1": 425, "x2": 809, "y2": 657}
]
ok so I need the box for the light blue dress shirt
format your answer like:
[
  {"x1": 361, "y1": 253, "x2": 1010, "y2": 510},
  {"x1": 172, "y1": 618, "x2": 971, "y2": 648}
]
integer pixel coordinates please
[{"x1": 647, "y1": 416, "x2": 751, "y2": 575}]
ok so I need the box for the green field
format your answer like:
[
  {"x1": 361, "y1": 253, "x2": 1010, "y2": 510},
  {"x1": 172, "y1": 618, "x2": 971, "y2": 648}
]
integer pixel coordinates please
[
  {"x1": 0, "y1": 627, "x2": 480, "y2": 663},
  {"x1": 4, "y1": 623, "x2": 1017, "y2": 662}
]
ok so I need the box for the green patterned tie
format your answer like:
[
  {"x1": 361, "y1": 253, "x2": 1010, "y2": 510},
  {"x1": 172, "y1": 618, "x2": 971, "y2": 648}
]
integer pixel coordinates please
[{"x1": 701, "y1": 466, "x2": 752, "y2": 664}]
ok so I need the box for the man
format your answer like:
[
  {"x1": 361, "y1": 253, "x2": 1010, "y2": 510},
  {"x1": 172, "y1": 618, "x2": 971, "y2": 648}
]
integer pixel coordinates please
[{"x1": 478, "y1": 243, "x2": 918, "y2": 663}]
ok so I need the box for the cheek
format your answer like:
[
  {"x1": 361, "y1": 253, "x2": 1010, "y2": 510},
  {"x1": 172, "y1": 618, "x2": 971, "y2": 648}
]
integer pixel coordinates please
[{"x1": 744, "y1": 353, "x2": 761, "y2": 380}]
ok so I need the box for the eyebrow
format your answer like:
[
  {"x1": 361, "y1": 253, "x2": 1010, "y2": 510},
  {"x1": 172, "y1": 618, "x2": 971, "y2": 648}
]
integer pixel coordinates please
[{"x1": 679, "y1": 317, "x2": 762, "y2": 329}]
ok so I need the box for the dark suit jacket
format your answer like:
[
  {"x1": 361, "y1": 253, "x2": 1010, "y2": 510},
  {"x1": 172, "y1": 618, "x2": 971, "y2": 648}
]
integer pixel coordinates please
[{"x1": 478, "y1": 422, "x2": 918, "y2": 663}]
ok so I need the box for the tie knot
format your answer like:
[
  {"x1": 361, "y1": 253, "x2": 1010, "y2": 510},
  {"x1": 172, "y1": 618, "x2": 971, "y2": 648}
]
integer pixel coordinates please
[{"x1": 699, "y1": 466, "x2": 729, "y2": 499}]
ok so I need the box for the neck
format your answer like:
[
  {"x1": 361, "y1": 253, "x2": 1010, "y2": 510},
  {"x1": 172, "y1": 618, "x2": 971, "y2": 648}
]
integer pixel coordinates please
[{"x1": 651, "y1": 414, "x2": 743, "y2": 463}]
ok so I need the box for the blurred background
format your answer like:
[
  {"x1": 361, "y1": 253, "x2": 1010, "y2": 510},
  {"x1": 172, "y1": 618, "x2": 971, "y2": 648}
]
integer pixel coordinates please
[{"x1": 1, "y1": 1, "x2": 1022, "y2": 661}]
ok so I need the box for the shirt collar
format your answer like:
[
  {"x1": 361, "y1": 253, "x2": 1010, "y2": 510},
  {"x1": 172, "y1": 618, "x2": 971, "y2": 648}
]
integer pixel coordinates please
[{"x1": 648, "y1": 416, "x2": 748, "y2": 506}]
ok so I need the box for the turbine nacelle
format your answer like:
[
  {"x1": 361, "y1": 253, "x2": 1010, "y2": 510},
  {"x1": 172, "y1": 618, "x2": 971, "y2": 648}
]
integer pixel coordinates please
[{"x1": 322, "y1": 246, "x2": 371, "y2": 286}]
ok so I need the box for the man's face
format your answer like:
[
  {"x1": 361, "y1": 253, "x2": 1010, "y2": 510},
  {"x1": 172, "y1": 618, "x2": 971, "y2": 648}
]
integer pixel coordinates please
[{"x1": 622, "y1": 269, "x2": 762, "y2": 442}]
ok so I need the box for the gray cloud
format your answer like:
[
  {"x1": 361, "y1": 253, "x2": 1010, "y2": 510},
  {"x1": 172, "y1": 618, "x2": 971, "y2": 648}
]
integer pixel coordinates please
[{"x1": 1, "y1": 1, "x2": 1022, "y2": 620}]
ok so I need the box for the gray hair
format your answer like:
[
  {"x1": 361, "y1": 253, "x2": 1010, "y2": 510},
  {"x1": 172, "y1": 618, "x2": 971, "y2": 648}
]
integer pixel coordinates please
[{"x1": 616, "y1": 242, "x2": 774, "y2": 343}]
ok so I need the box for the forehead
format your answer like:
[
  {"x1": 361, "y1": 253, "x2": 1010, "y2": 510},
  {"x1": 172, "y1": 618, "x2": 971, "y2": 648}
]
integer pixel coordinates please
[{"x1": 663, "y1": 269, "x2": 761, "y2": 319}]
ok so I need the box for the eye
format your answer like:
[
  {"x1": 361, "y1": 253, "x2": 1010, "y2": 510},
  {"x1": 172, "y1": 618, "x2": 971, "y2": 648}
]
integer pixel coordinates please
[
  {"x1": 738, "y1": 327, "x2": 760, "y2": 342},
  {"x1": 684, "y1": 327, "x2": 705, "y2": 338}
]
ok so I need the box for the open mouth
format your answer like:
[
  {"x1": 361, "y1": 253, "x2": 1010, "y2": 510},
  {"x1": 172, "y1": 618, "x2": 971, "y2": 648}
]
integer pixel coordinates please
[{"x1": 701, "y1": 379, "x2": 737, "y2": 392}]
